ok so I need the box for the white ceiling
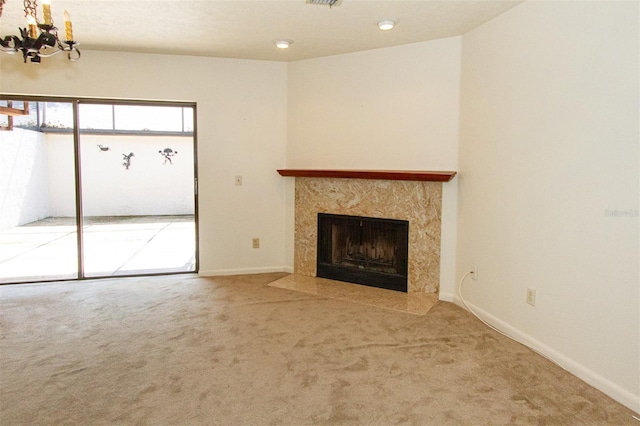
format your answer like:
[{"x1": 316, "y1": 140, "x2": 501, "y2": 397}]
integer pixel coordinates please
[{"x1": 0, "y1": 0, "x2": 523, "y2": 62}]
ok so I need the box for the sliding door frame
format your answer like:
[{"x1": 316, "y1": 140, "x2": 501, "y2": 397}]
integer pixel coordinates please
[{"x1": 0, "y1": 93, "x2": 199, "y2": 283}]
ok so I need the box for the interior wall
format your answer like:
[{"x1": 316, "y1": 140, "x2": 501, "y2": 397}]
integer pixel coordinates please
[
  {"x1": 286, "y1": 37, "x2": 462, "y2": 293},
  {"x1": 1, "y1": 51, "x2": 288, "y2": 276},
  {"x1": 457, "y1": 1, "x2": 639, "y2": 411}
]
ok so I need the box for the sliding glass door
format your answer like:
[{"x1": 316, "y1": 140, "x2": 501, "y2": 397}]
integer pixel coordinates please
[
  {"x1": 78, "y1": 102, "x2": 197, "y2": 277},
  {"x1": 0, "y1": 96, "x2": 197, "y2": 284},
  {"x1": 0, "y1": 100, "x2": 79, "y2": 283}
]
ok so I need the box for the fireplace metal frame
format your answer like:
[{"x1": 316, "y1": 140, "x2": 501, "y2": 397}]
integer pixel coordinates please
[{"x1": 316, "y1": 213, "x2": 409, "y2": 292}]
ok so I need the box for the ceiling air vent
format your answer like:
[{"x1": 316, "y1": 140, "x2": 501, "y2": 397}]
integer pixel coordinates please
[{"x1": 306, "y1": 0, "x2": 343, "y2": 7}]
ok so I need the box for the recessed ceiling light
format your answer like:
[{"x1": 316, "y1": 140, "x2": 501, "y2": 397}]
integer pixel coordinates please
[
  {"x1": 377, "y1": 20, "x2": 395, "y2": 31},
  {"x1": 275, "y1": 39, "x2": 293, "y2": 49}
]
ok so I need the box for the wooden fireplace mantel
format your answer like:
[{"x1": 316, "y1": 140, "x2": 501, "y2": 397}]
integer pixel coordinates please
[{"x1": 277, "y1": 169, "x2": 457, "y2": 182}]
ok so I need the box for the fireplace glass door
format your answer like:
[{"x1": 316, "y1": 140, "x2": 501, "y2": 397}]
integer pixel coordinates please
[{"x1": 317, "y1": 213, "x2": 409, "y2": 292}]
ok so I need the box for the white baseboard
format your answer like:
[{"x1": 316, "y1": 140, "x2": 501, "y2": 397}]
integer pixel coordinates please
[
  {"x1": 439, "y1": 291, "x2": 456, "y2": 303},
  {"x1": 199, "y1": 266, "x2": 290, "y2": 277},
  {"x1": 438, "y1": 292, "x2": 639, "y2": 414}
]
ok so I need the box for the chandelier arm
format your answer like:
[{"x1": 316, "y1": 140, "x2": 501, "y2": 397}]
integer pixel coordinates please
[
  {"x1": 1, "y1": 36, "x2": 18, "y2": 50},
  {"x1": 36, "y1": 49, "x2": 63, "y2": 58},
  {"x1": 68, "y1": 47, "x2": 80, "y2": 61}
]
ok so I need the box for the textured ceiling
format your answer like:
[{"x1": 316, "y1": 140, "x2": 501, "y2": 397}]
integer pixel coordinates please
[{"x1": 0, "y1": 0, "x2": 523, "y2": 62}]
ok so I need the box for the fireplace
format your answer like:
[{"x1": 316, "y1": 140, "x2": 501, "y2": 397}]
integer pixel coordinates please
[
  {"x1": 317, "y1": 213, "x2": 409, "y2": 292},
  {"x1": 289, "y1": 176, "x2": 445, "y2": 294}
]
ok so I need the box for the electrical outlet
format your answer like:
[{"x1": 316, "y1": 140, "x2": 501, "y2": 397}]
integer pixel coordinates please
[
  {"x1": 235, "y1": 175, "x2": 243, "y2": 186},
  {"x1": 252, "y1": 238, "x2": 260, "y2": 249},
  {"x1": 526, "y1": 288, "x2": 536, "y2": 306},
  {"x1": 471, "y1": 266, "x2": 478, "y2": 280}
]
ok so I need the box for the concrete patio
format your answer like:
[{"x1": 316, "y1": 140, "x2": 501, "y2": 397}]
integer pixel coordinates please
[{"x1": 0, "y1": 215, "x2": 196, "y2": 284}]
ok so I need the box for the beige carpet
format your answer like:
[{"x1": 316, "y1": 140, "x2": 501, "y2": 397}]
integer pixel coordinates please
[{"x1": 0, "y1": 273, "x2": 636, "y2": 425}]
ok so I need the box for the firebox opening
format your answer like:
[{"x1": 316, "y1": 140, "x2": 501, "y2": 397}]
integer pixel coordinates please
[{"x1": 317, "y1": 213, "x2": 409, "y2": 292}]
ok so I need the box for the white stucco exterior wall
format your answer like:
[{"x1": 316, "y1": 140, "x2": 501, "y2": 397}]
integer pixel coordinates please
[
  {"x1": 0, "y1": 129, "x2": 49, "y2": 230},
  {"x1": 45, "y1": 134, "x2": 194, "y2": 217}
]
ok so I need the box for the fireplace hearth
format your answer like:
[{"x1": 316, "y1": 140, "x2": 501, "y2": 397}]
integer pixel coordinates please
[{"x1": 317, "y1": 213, "x2": 409, "y2": 292}]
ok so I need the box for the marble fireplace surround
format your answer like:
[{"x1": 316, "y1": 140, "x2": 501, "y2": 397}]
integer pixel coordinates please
[{"x1": 278, "y1": 170, "x2": 456, "y2": 294}]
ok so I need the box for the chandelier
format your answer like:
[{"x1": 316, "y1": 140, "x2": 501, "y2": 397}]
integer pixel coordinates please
[{"x1": 0, "y1": 0, "x2": 80, "y2": 63}]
